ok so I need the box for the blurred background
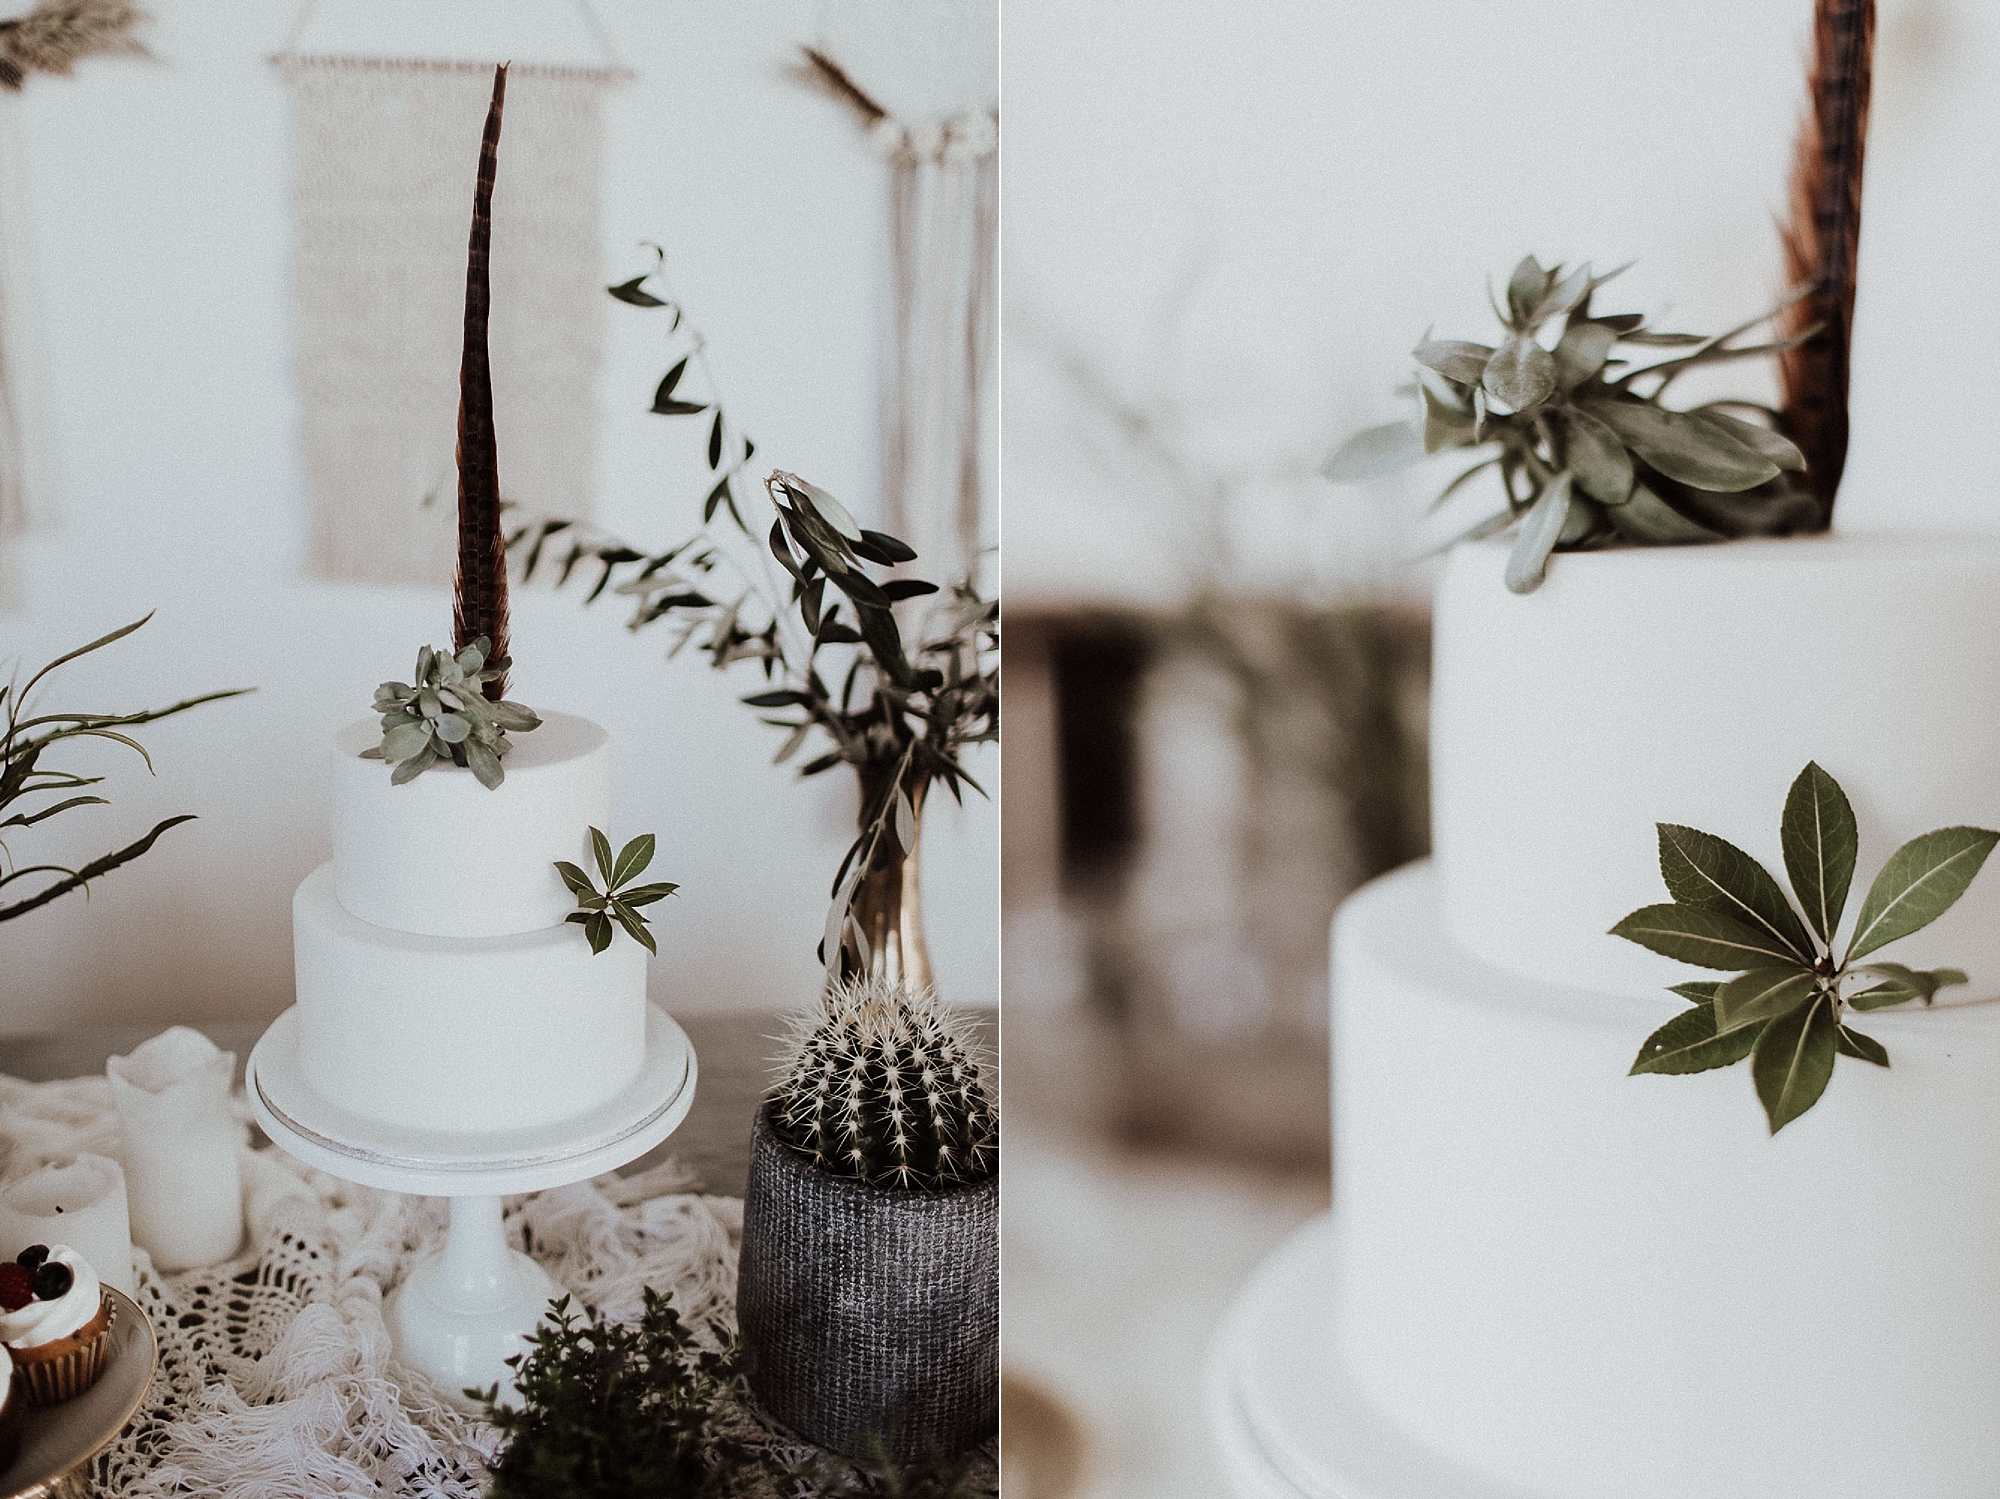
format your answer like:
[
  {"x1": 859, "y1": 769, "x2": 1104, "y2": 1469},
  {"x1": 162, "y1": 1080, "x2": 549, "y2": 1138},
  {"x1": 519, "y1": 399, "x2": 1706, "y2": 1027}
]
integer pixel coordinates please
[
  {"x1": 997, "y1": 1, "x2": 1952, "y2": 1493},
  {"x1": 0, "y1": 0, "x2": 997, "y2": 1033}
]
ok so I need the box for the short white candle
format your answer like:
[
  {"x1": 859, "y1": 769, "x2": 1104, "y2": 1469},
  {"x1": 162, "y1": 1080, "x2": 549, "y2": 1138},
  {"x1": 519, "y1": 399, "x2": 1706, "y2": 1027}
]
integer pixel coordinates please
[
  {"x1": 0, "y1": 1154, "x2": 135, "y2": 1296},
  {"x1": 108, "y1": 1027, "x2": 244, "y2": 1271}
]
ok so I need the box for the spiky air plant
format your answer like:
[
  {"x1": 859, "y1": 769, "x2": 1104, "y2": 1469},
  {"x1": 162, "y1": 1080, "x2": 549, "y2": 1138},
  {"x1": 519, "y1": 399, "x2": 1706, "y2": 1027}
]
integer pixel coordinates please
[
  {"x1": 362, "y1": 638, "x2": 539, "y2": 789},
  {"x1": 1776, "y1": 0, "x2": 1874, "y2": 528},
  {"x1": 0, "y1": 1, "x2": 147, "y2": 90},
  {"x1": 454, "y1": 63, "x2": 512, "y2": 701},
  {"x1": 1325, "y1": 256, "x2": 1819, "y2": 593},
  {"x1": 770, "y1": 977, "x2": 996, "y2": 1191}
]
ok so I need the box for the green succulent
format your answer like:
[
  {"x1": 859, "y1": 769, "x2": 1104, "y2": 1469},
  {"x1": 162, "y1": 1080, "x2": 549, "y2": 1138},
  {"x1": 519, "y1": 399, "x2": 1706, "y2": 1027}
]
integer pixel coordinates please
[
  {"x1": 556, "y1": 827, "x2": 678, "y2": 955},
  {"x1": 1325, "y1": 255, "x2": 1821, "y2": 593},
  {"x1": 361, "y1": 638, "x2": 541, "y2": 789},
  {"x1": 1615, "y1": 763, "x2": 1999, "y2": 1134}
]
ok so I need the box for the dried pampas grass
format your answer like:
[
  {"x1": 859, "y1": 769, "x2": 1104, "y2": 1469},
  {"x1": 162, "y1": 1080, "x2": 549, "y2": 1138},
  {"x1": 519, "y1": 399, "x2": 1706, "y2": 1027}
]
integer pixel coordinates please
[{"x1": 0, "y1": 0, "x2": 148, "y2": 90}]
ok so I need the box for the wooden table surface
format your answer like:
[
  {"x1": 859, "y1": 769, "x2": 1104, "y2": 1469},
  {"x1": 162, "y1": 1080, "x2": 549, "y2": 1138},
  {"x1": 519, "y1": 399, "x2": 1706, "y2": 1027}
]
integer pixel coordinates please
[{"x1": 0, "y1": 1010, "x2": 785, "y2": 1199}]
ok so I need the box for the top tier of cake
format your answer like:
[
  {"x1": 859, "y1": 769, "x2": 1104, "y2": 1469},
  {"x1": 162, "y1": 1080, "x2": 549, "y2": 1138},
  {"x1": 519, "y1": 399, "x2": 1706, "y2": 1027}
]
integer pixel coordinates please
[
  {"x1": 1431, "y1": 532, "x2": 2000, "y2": 1000},
  {"x1": 329, "y1": 709, "x2": 610, "y2": 937}
]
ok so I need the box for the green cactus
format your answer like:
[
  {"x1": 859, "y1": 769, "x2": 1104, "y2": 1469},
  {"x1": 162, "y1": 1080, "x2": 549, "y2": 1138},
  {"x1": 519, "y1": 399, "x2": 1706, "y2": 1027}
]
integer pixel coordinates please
[{"x1": 771, "y1": 977, "x2": 996, "y2": 1191}]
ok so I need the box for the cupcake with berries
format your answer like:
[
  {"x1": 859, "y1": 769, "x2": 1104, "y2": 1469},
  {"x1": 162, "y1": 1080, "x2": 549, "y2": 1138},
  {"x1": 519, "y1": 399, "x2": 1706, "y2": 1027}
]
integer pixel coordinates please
[{"x1": 0, "y1": 1244, "x2": 112, "y2": 1405}]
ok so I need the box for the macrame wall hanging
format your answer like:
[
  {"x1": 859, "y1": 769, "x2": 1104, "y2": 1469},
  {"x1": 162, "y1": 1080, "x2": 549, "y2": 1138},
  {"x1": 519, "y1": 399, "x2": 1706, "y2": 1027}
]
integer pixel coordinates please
[
  {"x1": 799, "y1": 5, "x2": 997, "y2": 591},
  {"x1": 0, "y1": 2, "x2": 150, "y2": 557},
  {"x1": 274, "y1": 1, "x2": 626, "y2": 584}
]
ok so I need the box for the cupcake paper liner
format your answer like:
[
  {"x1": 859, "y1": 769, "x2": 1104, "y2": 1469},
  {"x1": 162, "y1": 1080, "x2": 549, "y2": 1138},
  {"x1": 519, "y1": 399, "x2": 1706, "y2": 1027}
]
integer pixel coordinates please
[{"x1": 11, "y1": 1296, "x2": 113, "y2": 1407}]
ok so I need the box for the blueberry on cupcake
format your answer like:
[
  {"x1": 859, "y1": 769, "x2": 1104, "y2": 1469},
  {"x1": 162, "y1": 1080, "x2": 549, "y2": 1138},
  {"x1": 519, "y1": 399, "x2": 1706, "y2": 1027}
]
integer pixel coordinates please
[{"x1": 0, "y1": 1245, "x2": 112, "y2": 1406}]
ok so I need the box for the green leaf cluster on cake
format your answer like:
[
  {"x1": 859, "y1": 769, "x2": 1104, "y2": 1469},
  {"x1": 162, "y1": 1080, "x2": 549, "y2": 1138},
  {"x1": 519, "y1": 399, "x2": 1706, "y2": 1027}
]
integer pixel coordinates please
[
  {"x1": 1323, "y1": 254, "x2": 1821, "y2": 593},
  {"x1": 1612, "y1": 762, "x2": 1998, "y2": 1133},
  {"x1": 556, "y1": 828, "x2": 678, "y2": 955}
]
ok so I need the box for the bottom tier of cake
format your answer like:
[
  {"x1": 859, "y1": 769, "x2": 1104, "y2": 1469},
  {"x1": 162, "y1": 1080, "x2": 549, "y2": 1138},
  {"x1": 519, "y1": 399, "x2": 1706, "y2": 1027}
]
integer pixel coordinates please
[
  {"x1": 293, "y1": 863, "x2": 648, "y2": 1134},
  {"x1": 1331, "y1": 860, "x2": 2000, "y2": 1499}
]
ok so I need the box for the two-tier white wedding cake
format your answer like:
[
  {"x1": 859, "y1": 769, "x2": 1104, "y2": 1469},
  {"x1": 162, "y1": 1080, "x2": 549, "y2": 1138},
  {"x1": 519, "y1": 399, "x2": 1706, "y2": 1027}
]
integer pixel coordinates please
[
  {"x1": 1213, "y1": 533, "x2": 2000, "y2": 1498},
  {"x1": 292, "y1": 710, "x2": 647, "y2": 1135}
]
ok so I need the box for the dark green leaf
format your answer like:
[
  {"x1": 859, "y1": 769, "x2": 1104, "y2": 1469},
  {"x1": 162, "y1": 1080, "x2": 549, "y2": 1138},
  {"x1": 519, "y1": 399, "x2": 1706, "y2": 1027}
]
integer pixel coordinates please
[
  {"x1": 1421, "y1": 381, "x2": 1477, "y2": 454},
  {"x1": 611, "y1": 904, "x2": 658, "y2": 955},
  {"x1": 1693, "y1": 409, "x2": 1806, "y2": 472},
  {"x1": 857, "y1": 528, "x2": 918, "y2": 564},
  {"x1": 1606, "y1": 483, "x2": 1722, "y2": 543},
  {"x1": 618, "y1": 882, "x2": 679, "y2": 906},
  {"x1": 651, "y1": 398, "x2": 708, "y2": 417},
  {"x1": 554, "y1": 860, "x2": 597, "y2": 898},
  {"x1": 881, "y1": 579, "x2": 939, "y2": 601},
  {"x1": 1553, "y1": 320, "x2": 1616, "y2": 391},
  {"x1": 1656, "y1": 822, "x2": 1815, "y2": 962},
  {"x1": 707, "y1": 411, "x2": 723, "y2": 469},
  {"x1": 1609, "y1": 902, "x2": 1807, "y2": 970},
  {"x1": 1713, "y1": 967, "x2": 1817, "y2": 1033},
  {"x1": 1781, "y1": 762, "x2": 1859, "y2": 948},
  {"x1": 611, "y1": 833, "x2": 656, "y2": 889},
  {"x1": 1630, "y1": 1000, "x2": 1760, "y2": 1075},
  {"x1": 1560, "y1": 405, "x2": 1632, "y2": 502},
  {"x1": 1850, "y1": 984, "x2": 1920, "y2": 1014},
  {"x1": 0, "y1": 814, "x2": 197, "y2": 923},
  {"x1": 607, "y1": 275, "x2": 666, "y2": 307},
  {"x1": 584, "y1": 912, "x2": 614, "y2": 954},
  {"x1": 704, "y1": 477, "x2": 731, "y2": 524},
  {"x1": 1752, "y1": 993, "x2": 1838, "y2": 1134},
  {"x1": 1322, "y1": 421, "x2": 1427, "y2": 484},
  {"x1": 741, "y1": 689, "x2": 812, "y2": 708},
  {"x1": 1505, "y1": 254, "x2": 1547, "y2": 325},
  {"x1": 1847, "y1": 826, "x2": 2000, "y2": 961},
  {"x1": 1668, "y1": 981, "x2": 1723, "y2": 1004},
  {"x1": 1413, "y1": 339, "x2": 1493, "y2": 386},
  {"x1": 652, "y1": 357, "x2": 690, "y2": 406},
  {"x1": 1482, "y1": 335, "x2": 1557, "y2": 412},
  {"x1": 1585, "y1": 400, "x2": 1779, "y2": 491},
  {"x1": 1853, "y1": 961, "x2": 1966, "y2": 1002},
  {"x1": 1503, "y1": 472, "x2": 1570, "y2": 593},
  {"x1": 590, "y1": 826, "x2": 615, "y2": 885},
  {"x1": 1836, "y1": 1025, "x2": 1889, "y2": 1067},
  {"x1": 463, "y1": 738, "x2": 504, "y2": 790}
]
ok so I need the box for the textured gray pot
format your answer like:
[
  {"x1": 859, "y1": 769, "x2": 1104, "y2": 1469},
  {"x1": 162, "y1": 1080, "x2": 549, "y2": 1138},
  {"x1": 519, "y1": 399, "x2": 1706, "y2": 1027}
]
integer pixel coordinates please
[{"x1": 737, "y1": 1100, "x2": 998, "y2": 1462}]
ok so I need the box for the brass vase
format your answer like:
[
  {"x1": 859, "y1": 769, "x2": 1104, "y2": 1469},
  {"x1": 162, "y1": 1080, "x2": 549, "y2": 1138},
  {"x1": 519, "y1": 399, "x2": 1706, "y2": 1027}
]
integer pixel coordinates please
[{"x1": 840, "y1": 761, "x2": 933, "y2": 988}]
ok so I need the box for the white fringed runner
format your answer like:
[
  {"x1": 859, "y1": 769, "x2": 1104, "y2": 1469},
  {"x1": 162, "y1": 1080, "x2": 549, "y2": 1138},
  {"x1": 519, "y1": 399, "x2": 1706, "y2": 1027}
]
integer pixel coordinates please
[{"x1": 0, "y1": 1070, "x2": 742, "y2": 1497}]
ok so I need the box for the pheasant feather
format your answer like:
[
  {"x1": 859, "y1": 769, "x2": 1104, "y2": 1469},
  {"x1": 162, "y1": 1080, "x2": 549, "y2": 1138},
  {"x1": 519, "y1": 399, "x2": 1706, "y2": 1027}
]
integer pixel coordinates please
[
  {"x1": 1776, "y1": 0, "x2": 1874, "y2": 528},
  {"x1": 453, "y1": 63, "x2": 511, "y2": 701}
]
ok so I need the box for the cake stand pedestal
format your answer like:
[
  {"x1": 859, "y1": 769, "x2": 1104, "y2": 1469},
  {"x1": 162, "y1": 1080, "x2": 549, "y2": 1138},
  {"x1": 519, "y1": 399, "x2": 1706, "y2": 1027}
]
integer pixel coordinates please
[
  {"x1": 246, "y1": 1003, "x2": 697, "y2": 1410},
  {"x1": 1205, "y1": 1213, "x2": 1537, "y2": 1499}
]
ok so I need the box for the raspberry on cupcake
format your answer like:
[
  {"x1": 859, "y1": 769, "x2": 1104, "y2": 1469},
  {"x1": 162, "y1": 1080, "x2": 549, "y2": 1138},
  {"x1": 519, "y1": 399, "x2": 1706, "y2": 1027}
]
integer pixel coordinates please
[{"x1": 0, "y1": 1244, "x2": 112, "y2": 1406}]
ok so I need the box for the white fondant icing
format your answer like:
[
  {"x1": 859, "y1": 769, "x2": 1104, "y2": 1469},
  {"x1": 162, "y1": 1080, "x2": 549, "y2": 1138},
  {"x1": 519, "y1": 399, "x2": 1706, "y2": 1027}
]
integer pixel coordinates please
[
  {"x1": 330, "y1": 711, "x2": 611, "y2": 939},
  {"x1": 0, "y1": 1247, "x2": 101, "y2": 1348},
  {"x1": 1333, "y1": 863, "x2": 2000, "y2": 1499},
  {"x1": 1432, "y1": 533, "x2": 2000, "y2": 1000},
  {"x1": 293, "y1": 864, "x2": 647, "y2": 1133}
]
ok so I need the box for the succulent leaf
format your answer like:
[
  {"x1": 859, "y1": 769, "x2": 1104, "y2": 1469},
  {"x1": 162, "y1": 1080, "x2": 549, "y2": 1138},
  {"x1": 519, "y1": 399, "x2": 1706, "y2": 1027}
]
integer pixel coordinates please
[{"x1": 367, "y1": 638, "x2": 538, "y2": 789}]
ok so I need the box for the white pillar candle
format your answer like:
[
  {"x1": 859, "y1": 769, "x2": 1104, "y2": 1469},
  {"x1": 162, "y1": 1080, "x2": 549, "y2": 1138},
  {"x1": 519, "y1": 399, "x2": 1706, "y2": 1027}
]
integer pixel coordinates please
[
  {"x1": 107, "y1": 1027, "x2": 244, "y2": 1271},
  {"x1": 0, "y1": 1153, "x2": 135, "y2": 1296}
]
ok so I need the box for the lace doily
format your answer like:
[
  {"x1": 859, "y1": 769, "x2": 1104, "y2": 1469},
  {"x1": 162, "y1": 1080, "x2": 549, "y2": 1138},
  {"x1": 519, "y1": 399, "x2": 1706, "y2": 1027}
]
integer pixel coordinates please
[{"x1": 0, "y1": 1070, "x2": 744, "y2": 1497}]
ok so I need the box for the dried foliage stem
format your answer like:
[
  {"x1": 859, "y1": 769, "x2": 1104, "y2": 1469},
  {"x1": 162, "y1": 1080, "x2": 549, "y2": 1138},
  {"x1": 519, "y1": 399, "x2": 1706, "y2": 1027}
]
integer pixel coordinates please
[
  {"x1": 1777, "y1": 0, "x2": 1874, "y2": 528},
  {"x1": 453, "y1": 62, "x2": 512, "y2": 701},
  {"x1": 795, "y1": 45, "x2": 887, "y2": 127},
  {"x1": 0, "y1": 614, "x2": 248, "y2": 921}
]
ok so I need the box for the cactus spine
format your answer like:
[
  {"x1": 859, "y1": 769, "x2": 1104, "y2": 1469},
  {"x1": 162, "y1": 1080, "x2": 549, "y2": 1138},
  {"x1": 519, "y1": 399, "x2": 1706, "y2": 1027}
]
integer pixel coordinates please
[{"x1": 772, "y1": 977, "x2": 996, "y2": 1190}]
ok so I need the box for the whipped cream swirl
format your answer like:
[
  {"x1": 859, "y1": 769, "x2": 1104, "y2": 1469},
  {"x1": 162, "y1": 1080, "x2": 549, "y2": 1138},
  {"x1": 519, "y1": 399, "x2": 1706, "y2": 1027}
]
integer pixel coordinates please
[{"x1": 0, "y1": 1246, "x2": 101, "y2": 1348}]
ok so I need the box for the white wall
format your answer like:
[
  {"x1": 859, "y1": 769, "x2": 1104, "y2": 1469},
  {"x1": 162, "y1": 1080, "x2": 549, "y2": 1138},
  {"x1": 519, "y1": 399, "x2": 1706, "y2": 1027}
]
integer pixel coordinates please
[
  {"x1": 1003, "y1": 0, "x2": 1936, "y2": 604},
  {"x1": 0, "y1": 0, "x2": 997, "y2": 1034}
]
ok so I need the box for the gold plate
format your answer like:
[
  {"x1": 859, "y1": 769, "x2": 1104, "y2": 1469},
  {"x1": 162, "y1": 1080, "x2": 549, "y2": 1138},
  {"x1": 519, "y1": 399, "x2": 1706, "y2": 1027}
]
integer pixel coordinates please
[{"x1": 0, "y1": 1288, "x2": 156, "y2": 1499}]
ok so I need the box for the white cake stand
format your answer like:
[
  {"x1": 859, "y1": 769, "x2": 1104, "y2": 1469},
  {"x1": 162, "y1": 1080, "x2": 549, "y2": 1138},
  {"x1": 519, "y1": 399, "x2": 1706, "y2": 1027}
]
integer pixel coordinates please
[
  {"x1": 246, "y1": 1002, "x2": 697, "y2": 1410},
  {"x1": 1205, "y1": 1213, "x2": 1542, "y2": 1499}
]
